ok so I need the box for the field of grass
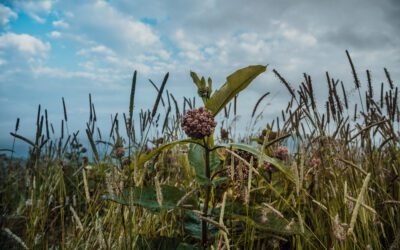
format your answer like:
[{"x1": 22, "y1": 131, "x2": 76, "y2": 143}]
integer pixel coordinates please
[{"x1": 0, "y1": 52, "x2": 399, "y2": 249}]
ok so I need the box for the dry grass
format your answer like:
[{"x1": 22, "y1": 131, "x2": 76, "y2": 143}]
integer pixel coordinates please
[{"x1": 0, "y1": 57, "x2": 399, "y2": 249}]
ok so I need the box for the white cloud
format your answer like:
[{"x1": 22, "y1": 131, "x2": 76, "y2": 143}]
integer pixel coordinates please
[
  {"x1": 1, "y1": 0, "x2": 399, "y2": 149},
  {"x1": 32, "y1": 66, "x2": 100, "y2": 80},
  {"x1": 52, "y1": 1, "x2": 173, "y2": 76},
  {"x1": 29, "y1": 13, "x2": 46, "y2": 23},
  {"x1": 0, "y1": 4, "x2": 17, "y2": 26},
  {"x1": 17, "y1": 1, "x2": 52, "y2": 12},
  {"x1": 237, "y1": 33, "x2": 271, "y2": 57},
  {"x1": 281, "y1": 26, "x2": 317, "y2": 47},
  {"x1": 0, "y1": 58, "x2": 6, "y2": 66},
  {"x1": 48, "y1": 31, "x2": 61, "y2": 38},
  {"x1": 157, "y1": 50, "x2": 171, "y2": 60},
  {"x1": 13, "y1": 0, "x2": 52, "y2": 23},
  {"x1": 105, "y1": 55, "x2": 152, "y2": 74},
  {"x1": 52, "y1": 19, "x2": 69, "y2": 28},
  {"x1": 30, "y1": 65, "x2": 136, "y2": 89},
  {"x1": 77, "y1": 45, "x2": 115, "y2": 56},
  {"x1": 173, "y1": 29, "x2": 204, "y2": 62},
  {"x1": 0, "y1": 33, "x2": 50, "y2": 56},
  {"x1": 64, "y1": 1, "x2": 160, "y2": 51}
]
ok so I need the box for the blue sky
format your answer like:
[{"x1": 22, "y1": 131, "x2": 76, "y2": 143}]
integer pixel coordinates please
[{"x1": 1, "y1": 0, "x2": 399, "y2": 155}]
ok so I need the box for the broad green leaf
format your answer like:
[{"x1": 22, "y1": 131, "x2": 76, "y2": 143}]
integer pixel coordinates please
[
  {"x1": 102, "y1": 185, "x2": 196, "y2": 211},
  {"x1": 224, "y1": 202, "x2": 308, "y2": 237},
  {"x1": 188, "y1": 144, "x2": 221, "y2": 186},
  {"x1": 135, "y1": 139, "x2": 202, "y2": 168},
  {"x1": 183, "y1": 211, "x2": 219, "y2": 240},
  {"x1": 205, "y1": 65, "x2": 267, "y2": 115},
  {"x1": 212, "y1": 176, "x2": 229, "y2": 187}
]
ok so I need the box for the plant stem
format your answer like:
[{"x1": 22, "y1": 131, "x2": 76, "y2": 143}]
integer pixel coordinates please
[{"x1": 202, "y1": 142, "x2": 211, "y2": 249}]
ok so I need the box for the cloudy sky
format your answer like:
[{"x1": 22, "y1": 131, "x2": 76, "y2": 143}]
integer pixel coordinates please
[{"x1": 0, "y1": 0, "x2": 399, "y2": 154}]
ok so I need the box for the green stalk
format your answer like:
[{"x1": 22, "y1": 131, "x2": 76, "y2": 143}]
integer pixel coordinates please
[{"x1": 202, "y1": 140, "x2": 211, "y2": 249}]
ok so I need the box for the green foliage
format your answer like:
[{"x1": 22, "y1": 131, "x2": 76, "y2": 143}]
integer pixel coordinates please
[
  {"x1": 136, "y1": 139, "x2": 202, "y2": 167},
  {"x1": 205, "y1": 65, "x2": 267, "y2": 115},
  {"x1": 222, "y1": 142, "x2": 294, "y2": 182},
  {"x1": 226, "y1": 202, "x2": 307, "y2": 236},
  {"x1": 102, "y1": 185, "x2": 196, "y2": 211},
  {"x1": 135, "y1": 236, "x2": 200, "y2": 250},
  {"x1": 2, "y1": 64, "x2": 400, "y2": 249},
  {"x1": 190, "y1": 72, "x2": 211, "y2": 103},
  {"x1": 183, "y1": 211, "x2": 219, "y2": 240},
  {"x1": 187, "y1": 144, "x2": 221, "y2": 186}
]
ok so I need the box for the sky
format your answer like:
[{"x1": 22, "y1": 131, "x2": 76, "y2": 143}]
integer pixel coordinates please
[{"x1": 0, "y1": 0, "x2": 399, "y2": 155}]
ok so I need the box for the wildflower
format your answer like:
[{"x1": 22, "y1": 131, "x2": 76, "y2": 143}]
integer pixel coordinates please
[
  {"x1": 123, "y1": 158, "x2": 131, "y2": 166},
  {"x1": 25, "y1": 199, "x2": 33, "y2": 207},
  {"x1": 116, "y1": 147, "x2": 125, "y2": 158},
  {"x1": 262, "y1": 147, "x2": 289, "y2": 173},
  {"x1": 225, "y1": 149, "x2": 257, "y2": 180},
  {"x1": 273, "y1": 146, "x2": 289, "y2": 160},
  {"x1": 220, "y1": 128, "x2": 229, "y2": 141},
  {"x1": 333, "y1": 214, "x2": 347, "y2": 241},
  {"x1": 268, "y1": 239, "x2": 280, "y2": 249},
  {"x1": 82, "y1": 156, "x2": 89, "y2": 165},
  {"x1": 260, "y1": 207, "x2": 270, "y2": 223},
  {"x1": 311, "y1": 157, "x2": 321, "y2": 168},
  {"x1": 182, "y1": 107, "x2": 217, "y2": 139},
  {"x1": 263, "y1": 161, "x2": 276, "y2": 173},
  {"x1": 258, "y1": 129, "x2": 277, "y2": 144},
  {"x1": 285, "y1": 218, "x2": 295, "y2": 231}
]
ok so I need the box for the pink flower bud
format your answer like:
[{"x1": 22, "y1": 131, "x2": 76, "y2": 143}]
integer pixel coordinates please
[
  {"x1": 116, "y1": 147, "x2": 125, "y2": 158},
  {"x1": 181, "y1": 107, "x2": 217, "y2": 139}
]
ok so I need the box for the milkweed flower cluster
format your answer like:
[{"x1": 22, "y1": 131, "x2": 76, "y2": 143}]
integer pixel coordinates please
[
  {"x1": 311, "y1": 157, "x2": 322, "y2": 168},
  {"x1": 182, "y1": 107, "x2": 217, "y2": 139},
  {"x1": 226, "y1": 149, "x2": 257, "y2": 180},
  {"x1": 115, "y1": 147, "x2": 125, "y2": 158},
  {"x1": 273, "y1": 146, "x2": 289, "y2": 160},
  {"x1": 263, "y1": 146, "x2": 289, "y2": 172}
]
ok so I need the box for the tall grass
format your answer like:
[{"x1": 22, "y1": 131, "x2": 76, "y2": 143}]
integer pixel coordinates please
[{"x1": 0, "y1": 53, "x2": 399, "y2": 249}]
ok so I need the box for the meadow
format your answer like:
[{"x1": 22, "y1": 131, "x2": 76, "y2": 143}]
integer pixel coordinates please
[{"x1": 0, "y1": 51, "x2": 399, "y2": 249}]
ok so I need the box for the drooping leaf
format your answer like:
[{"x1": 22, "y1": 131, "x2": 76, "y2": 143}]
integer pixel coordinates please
[
  {"x1": 188, "y1": 144, "x2": 221, "y2": 186},
  {"x1": 205, "y1": 65, "x2": 267, "y2": 115},
  {"x1": 102, "y1": 185, "x2": 196, "y2": 211},
  {"x1": 136, "y1": 139, "x2": 202, "y2": 168},
  {"x1": 224, "y1": 202, "x2": 308, "y2": 237},
  {"x1": 234, "y1": 212, "x2": 305, "y2": 236}
]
